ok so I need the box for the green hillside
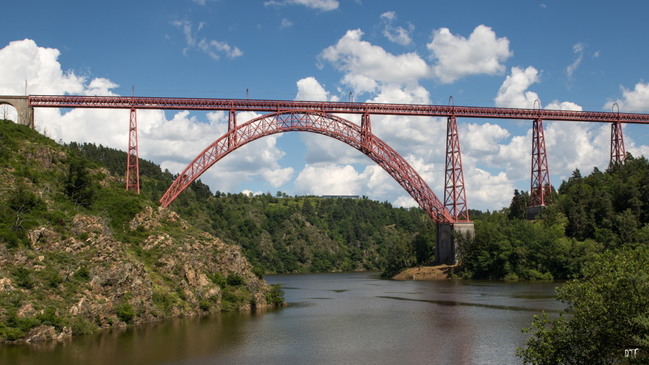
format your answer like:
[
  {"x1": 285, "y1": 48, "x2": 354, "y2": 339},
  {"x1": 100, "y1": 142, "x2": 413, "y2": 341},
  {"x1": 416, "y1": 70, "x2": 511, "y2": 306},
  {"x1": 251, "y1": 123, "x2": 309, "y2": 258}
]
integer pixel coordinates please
[
  {"x1": 458, "y1": 155, "x2": 649, "y2": 281},
  {"x1": 0, "y1": 120, "x2": 282, "y2": 343},
  {"x1": 68, "y1": 141, "x2": 438, "y2": 276}
]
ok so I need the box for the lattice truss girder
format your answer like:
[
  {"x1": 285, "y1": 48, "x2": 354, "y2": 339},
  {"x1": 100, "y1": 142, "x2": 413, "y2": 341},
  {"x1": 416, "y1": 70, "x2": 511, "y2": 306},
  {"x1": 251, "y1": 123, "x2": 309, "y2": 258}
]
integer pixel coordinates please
[
  {"x1": 28, "y1": 95, "x2": 649, "y2": 124},
  {"x1": 125, "y1": 108, "x2": 140, "y2": 193},
  {"x1": 610, "y1": 121, "x2": 626, "y2": 165},
  {"x1": 160, "y1": 111, "x2": 454, "y2": 223},
  {"x1": 27, "y1": 95, "x2": 640, "y2": 217},
  {"x1": 443, "y1": 116, "x2": 469, "y2": 222},
  {"x1": 530, "y1": 118, "x2": 551, "y2": 207}
]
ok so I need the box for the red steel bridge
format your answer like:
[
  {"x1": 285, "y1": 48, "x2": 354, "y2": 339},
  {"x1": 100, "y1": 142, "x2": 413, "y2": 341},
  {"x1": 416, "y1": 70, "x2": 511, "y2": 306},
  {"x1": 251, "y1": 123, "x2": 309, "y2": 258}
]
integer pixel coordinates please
[{"x1": 8, "y1": 95, "x2": 649, "y2": 226}]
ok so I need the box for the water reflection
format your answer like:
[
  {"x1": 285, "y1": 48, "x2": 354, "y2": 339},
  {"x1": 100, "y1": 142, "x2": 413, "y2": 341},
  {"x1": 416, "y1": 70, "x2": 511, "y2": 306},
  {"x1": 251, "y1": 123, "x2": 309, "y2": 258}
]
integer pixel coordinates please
[
  {"x1": 0, "y1": 272, "x2": 563, "y2": 365},
  {"x1": 377, "y1": 295, "x2": 563, "y2": 313}
]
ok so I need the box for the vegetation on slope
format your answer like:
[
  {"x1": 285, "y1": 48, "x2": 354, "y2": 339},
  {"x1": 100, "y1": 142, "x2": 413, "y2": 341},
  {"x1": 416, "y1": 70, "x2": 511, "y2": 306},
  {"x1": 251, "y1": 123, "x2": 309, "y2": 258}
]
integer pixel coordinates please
[
  {"x1": 508, "y1": 158, "x2": 649, "y2": 363},
  {"x1": 2, "y1": 116, "x2": 647, "y2": 354},
  {"x1": 517, "y1": 245, "x2": 648, "y2": 364},
  {"x1": 457, "y1": 155, "x2": 649, "y2": 281},
  {"x1": 0, "y1": 120, "x2": 281, "y2": 343},
  {"x1": 68, "y1": 141, "x2": 438, "y2": 276},
  {"x1": 69, "y1": 128, "x2": 649, "y2": 283}
]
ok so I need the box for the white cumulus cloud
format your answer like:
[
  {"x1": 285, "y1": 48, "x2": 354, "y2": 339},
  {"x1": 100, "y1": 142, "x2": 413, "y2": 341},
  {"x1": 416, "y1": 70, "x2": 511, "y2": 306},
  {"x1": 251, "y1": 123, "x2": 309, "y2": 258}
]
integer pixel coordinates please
[
  {"x1": 0, "y1": 39, "x2": 294, "y2": 198},
  {"x1": 461, "y1": 122, "x2": 510, "y2": 154},
  {"x1": 0, "y1": 39, "x2": 86, "y2": 96},
  {"x1": 319, "y1": 29, "x2": 430, "y2": 94},
  {"x1": 604, "y1": 82, "x2": 649, "y2": 113},
  {"x1": 295, "y1": 77, "x2": 331, "y2": 101},
  {"x1": 295, "y1": 164, "x2": 362, "y2": 195},
  {"x1": 428, "y1": 25, "x2": 512, "y2": 84},
  {"x1": 495, "y1": 66, "x2": 541, "y2": 108}
]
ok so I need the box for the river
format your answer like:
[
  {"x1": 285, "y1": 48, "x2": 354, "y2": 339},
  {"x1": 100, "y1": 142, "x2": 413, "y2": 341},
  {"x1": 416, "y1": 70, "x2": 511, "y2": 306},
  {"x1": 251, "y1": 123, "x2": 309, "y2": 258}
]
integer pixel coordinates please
[{"x1": 0, "y1": 272, "x2": 563, "y2": 364}]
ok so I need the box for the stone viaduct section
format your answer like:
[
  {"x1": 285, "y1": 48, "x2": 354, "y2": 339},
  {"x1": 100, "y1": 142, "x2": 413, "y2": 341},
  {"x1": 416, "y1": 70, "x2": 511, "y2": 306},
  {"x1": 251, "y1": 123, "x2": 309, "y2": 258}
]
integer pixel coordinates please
[{"x1": 0, "y1": 96, "x2": 33, "y2": 128}]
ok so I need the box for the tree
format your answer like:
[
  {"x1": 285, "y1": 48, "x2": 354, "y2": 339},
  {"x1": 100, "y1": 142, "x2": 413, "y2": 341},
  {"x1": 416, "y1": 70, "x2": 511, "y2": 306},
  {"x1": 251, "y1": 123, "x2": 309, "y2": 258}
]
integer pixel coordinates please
[
  {"x1": 64, "y1": 154, "x2": 95, "y2": 208},
  {"x1": 517, "y1": 246, "x2": 648, "y2": 364},
  {"x1": 412, "y1": 221, "x2": 436, "y2": 265},
  {"x1": 381, "y1": 232, "x2": 415, "y2": 278},
  {"x1": 508, "y1": 189, "x2": 530, "y2": 220}
]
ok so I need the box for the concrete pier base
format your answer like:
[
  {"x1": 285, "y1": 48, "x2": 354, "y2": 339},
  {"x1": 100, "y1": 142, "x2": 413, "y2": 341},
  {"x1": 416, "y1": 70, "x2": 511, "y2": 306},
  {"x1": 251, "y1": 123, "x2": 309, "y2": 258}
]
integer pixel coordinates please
[
  {"x1": 0, "y1": 96, "x2": 34, "y2": 128},
  {"x1": 436, "y1": 222, "x2": 475, "y2": 265},
  {"x1": 527, "y1": 205, "x2": 544, "y2": 220}
]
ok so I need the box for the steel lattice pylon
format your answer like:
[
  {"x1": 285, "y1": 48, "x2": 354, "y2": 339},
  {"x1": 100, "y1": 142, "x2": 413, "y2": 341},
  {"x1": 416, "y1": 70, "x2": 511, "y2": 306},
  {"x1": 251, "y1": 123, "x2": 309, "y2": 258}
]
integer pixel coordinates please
[
  {"x1": 530, "y1": 118, "x2": 551, "y2": 207},
  {"x1": 125, "y1": 108, "x2": 140, "y2": 193},
  {"x1": 610, "y1": 121, "x2": 626, "y2": 166},
  {"x1": 444, "y1": 116, "x2": 469, "y2": 222}
]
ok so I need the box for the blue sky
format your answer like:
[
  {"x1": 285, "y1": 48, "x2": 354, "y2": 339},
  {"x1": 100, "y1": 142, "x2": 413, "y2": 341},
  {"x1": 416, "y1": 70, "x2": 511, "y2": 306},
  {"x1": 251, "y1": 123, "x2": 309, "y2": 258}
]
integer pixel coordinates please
[{"x1": 1, "y1": 0, "x2": 649, "y2": 211}]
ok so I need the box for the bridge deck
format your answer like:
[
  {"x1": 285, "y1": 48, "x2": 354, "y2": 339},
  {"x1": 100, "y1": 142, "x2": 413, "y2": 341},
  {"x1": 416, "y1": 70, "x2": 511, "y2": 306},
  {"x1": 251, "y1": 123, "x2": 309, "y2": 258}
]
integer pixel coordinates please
[{"x1": 25, "y1": 95, "x2": 649, "y2": 124}]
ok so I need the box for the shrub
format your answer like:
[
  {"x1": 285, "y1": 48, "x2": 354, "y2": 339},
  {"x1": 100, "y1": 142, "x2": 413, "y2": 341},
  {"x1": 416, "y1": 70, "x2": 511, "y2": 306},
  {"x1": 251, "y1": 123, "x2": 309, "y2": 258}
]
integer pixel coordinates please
[
  {"x1": 73, "y1": 266, "x2": 91, "y2": 282},
  {"x1": 207, "y1": 272, "x2": 227, "y2": 287},
  {"x1": 265, "y1": 284, "x2": 284, "y2": 307},
  {"x1": 41, "y1": 268, "x2": 63, "y2": 288},
  {"x1": 12, "y1": 267, "x2": 34, "y2": 289},
  {"x1": 226, "y1": 274, "x2": 245, "y2": 286},
  {"x1": 68, "y1": 316, "x2": 98, "y2": 336},
  {"x1": 152, "y1": 290, "x2": 175, "y2": 315},
  {"x1": 114, "y1": 302, "x2": 135, "y2": 324},
  {"x1": 198, "y1": 298, "x2": 212, "y2": 312},
  {"x1": 221, "y1": 287, "x2": 249, "y2": 312}
]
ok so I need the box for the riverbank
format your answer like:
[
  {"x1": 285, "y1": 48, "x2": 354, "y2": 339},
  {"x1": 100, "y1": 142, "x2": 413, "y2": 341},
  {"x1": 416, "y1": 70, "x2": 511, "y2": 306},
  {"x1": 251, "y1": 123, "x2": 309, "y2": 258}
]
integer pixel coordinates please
[
  {"x1": 0, "y1": 206, "x2": 282, "y2": 344},
  {"x1": 391, "y1": 264, "x2": 457, "y2": 280},
  {"x1": 0, "y1": 272, "x2": 563, "y2": 364},
  {"x1": 0, "y1": 120, "x2": 285, "y2": 344}
]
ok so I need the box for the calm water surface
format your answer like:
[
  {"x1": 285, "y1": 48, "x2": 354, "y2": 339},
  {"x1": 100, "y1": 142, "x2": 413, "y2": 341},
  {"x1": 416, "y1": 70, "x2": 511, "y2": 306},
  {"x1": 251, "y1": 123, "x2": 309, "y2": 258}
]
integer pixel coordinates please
[{"x1": 0, "y1": 272, "x2": 563, "y2": 365}]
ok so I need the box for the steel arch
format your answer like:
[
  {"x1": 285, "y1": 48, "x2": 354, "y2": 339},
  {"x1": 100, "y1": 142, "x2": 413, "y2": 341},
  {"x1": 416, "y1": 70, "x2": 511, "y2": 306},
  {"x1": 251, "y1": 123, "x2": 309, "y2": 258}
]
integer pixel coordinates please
[{"x1": 160, "y1": 111, "x2": 454, "y2": 223}]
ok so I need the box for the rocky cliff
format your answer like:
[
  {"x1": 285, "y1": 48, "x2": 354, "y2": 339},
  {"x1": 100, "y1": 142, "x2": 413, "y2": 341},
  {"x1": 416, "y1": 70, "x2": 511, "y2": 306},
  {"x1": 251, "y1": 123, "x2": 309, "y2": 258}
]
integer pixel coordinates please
[
  {"x1": 1, "y1": 206, "x2": 280, "y2": 343},
  {"x1": 0, "y1": 120, "x2": 282, "y2": 343}
]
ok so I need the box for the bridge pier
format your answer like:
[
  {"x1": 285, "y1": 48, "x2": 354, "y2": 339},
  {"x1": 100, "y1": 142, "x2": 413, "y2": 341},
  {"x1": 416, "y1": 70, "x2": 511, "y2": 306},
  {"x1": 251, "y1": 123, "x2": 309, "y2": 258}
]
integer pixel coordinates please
[
  {"x1": 610, "y1": 121, "x2": 626, "y2": 165},
  {"x1": 0, "y1": 96, "x2": 34, "y2": 128},
  {"x1": 436, "y1": 222, "x2": 474, "y2": 265}
]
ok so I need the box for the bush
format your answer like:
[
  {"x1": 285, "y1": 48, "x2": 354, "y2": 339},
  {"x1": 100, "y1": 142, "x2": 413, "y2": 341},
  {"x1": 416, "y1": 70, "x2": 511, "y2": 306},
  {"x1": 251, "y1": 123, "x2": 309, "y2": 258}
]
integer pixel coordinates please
[
  {"x1": 198, "y1": 298, "x2": 212, "y2": 312},
  {"x1": 12, "y1": 267, "x2": 34, "y2": 289},
  {"x1": 518, "y1": 246, "x2": 649, "y2": 364},
  {"x1": 9, "y1": 181, "x2": 45, "y2": 214},
  {"x1": 41, "y1": 268, "x2": 63, "y2": 288},
  {"x1": 152, "y1": 290, "x2": 175, "y2": 315},
  {"x1": 208, "y1": 272, "x2": 227, "y2": 287},
  {"x1": 114, "y1": 302, "x2": 135, "y2": 324},
  {"x1": 265, "y1": 284, "x2": 284, "y2": 307},
  {"x1": 92, "y1": 190, "x2": 142, "y2": 240},
  {"x1": 73, "y1": 266, "x2": 91, "y2": 282},
  {"x1": 221, "y1": 287, "x2": 250, "y2": 312},
  {"x1": 68, "y1": 316, "x2": 98, "y2": 336},
  {"x1": 226, "y1": 274, "x2": 245, "y2": 286}
]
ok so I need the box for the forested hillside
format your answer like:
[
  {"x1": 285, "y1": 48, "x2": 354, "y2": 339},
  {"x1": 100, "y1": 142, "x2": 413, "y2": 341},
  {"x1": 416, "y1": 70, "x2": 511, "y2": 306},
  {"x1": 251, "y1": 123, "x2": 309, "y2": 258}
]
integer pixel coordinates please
[
  {"x1": 459, "y1": 155, "x2": 649, "y2": 281},
  {"x1": 45, "y1": 123, "x2": 649, "y2": 282},
  {"x1": 68, "y1": 142, "x2": 437, "y2": 275}
]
